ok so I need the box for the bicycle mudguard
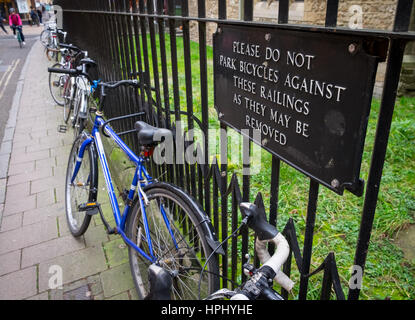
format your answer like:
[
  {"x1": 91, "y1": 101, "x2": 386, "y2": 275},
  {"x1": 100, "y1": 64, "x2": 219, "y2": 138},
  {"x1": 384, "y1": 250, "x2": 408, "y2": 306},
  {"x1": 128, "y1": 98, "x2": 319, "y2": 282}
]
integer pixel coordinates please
[{"x1": 143, "y1": 182, "x2": 225, "y2": 256}]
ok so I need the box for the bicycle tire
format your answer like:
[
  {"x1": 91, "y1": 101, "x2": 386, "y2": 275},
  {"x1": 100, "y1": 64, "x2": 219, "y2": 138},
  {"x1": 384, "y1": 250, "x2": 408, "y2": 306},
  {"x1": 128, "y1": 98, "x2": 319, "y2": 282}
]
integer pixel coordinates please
[
  {"x1": 75, "y1": 118, "x2": 85, "y2": 139},
  {"x1": 64, "y1": 81, "x2": 75, "y2": 124},
  {"x1": 49, "y1": 62, "x2": 65, "y2": 106},
  {"x1": 71, "y1": 89, "x2": 81, "y2": 130},
  {"x1": 126, "y1": 182, "x2": 220, "y2": 300},
  {"x1": 40, "y1": 30, "x2": 50, "y2": 46},
  {"x1": 65, "y1": 133, "x2": 98, "y2": 237}
]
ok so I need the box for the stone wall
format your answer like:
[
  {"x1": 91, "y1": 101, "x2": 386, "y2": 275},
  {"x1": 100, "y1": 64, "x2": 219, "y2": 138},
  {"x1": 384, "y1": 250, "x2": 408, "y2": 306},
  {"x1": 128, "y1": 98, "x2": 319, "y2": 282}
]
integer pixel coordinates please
[
  {"x1": 303, "y1": 0, "x2": 397, "y2": 30},
  {"x1": 188, "y1": 0, "x2": 240, "y2": 45}
]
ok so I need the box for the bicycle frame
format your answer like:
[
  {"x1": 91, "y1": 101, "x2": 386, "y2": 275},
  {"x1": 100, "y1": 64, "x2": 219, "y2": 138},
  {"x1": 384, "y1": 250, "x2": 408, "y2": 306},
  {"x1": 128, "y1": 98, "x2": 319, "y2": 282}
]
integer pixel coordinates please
[{"x1": 70, "y1": 113, "x2": 179, "y2": 264}]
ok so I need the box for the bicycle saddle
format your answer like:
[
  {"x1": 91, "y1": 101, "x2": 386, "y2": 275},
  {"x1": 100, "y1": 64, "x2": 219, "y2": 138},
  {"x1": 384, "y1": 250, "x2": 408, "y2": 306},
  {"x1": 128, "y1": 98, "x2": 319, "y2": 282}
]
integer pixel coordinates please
[
  {"x1": 134, "y1": 121, "x2": 172, "y2": 146},
  {"x1": 80, "y1": 57, "x2": 97, "y2": 68}
]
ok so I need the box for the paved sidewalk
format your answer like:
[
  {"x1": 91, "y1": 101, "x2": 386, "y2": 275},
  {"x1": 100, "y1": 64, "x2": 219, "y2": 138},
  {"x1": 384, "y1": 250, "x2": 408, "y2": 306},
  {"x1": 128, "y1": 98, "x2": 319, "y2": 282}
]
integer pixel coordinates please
[{"x1": 0, "y1": 40, "x2": 137, "y2": 300}]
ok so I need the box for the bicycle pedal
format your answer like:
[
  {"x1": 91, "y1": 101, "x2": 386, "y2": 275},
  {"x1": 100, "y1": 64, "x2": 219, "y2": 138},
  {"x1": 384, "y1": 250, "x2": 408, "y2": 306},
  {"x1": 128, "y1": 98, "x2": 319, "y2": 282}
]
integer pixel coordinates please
[
  {"x1": 78, "y1": 202, "x2": 100, "y2": 216},
  {"x1": 57, "y1": 125, "x2": 67, "y2": 133}
]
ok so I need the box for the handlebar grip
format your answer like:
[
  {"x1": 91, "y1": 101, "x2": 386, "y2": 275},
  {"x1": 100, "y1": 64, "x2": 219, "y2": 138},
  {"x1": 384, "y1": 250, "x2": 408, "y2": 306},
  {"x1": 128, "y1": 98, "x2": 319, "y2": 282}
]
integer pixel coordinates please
[
  {"x1": 48, "y1": 67, "x2": 78, "y2": 75},
  {"x1": 239, "y1": 202, "x2": 278, "y2": 241}
]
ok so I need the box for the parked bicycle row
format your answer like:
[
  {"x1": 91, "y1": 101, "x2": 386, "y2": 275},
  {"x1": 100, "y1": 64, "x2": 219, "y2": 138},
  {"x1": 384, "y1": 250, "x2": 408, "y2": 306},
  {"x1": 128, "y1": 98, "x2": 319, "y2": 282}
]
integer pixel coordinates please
[{"x1": 46, "y1": 29, "x2": 294, "y2": 300}]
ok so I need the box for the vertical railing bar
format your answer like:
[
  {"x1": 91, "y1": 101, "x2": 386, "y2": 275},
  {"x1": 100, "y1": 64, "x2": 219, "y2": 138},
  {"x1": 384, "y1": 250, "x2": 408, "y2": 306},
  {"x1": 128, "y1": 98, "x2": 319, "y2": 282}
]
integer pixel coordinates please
[
  {"x1": 181, "y1": 0, "x2": 197, "y2": 198},
  {"x1": 147, "y1": 0, "x2": 164, "y2": 126},
  {"x1": 325, "y1": 0, "x2": 339, "y2": 27},
  {"x1": 156, "y1": 0, "x2": 174, "y2": 183},
  {"x1": 298, "y1": 179, "x2": 319, "y2": 300},
  {"x1": 278, "y1": 0, "x2": 289, "y2": 24},
  {"x1": 167, "y1": 0, "x2": 184, "y2": 189},
  {"x1": 109, "y1": 0, "x2": 126, "y2": 123},
  {"x1": 198, "y1": 0, "x2": 210, "y2": 221},
  {"x1": 123, "y1": 0, "x2": 141, "y2": 153},
  {"x1": 121, "y1": 0, "x2": 137, "y2": 149},
  {"x1": 348, "y1": 0, "x2": 412, "y2": 300},
  {"x1": 218, "y1": 0, "x2": 229, "y2": 289},
  {"x1": 138, "y1": 0, "x2": 159, "y2": 178},
  {"x1": 131, "y1": 0, "x2": 147, "y2": 115}
]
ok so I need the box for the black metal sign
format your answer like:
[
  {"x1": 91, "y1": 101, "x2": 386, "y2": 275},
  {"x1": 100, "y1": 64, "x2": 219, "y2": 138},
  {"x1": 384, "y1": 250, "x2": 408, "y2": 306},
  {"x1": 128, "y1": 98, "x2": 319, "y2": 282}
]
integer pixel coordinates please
[{"x1": 214, "y1": 24, "x2": 387, "y2": 196}]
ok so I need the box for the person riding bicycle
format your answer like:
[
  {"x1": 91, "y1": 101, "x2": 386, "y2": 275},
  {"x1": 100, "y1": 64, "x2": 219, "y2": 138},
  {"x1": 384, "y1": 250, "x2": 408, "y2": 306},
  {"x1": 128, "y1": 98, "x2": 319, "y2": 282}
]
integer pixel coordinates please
[{"x1": 9, "y1": 8, "x2": 25, "y2": 45}]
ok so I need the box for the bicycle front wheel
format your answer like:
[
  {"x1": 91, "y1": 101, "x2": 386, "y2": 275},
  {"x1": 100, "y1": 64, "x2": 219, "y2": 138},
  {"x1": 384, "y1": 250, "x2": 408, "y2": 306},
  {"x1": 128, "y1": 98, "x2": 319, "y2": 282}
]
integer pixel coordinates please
[
  {"x1": 40, "y1": 30, "x2": 50, "y2": 46},
  {"x1": 64, "y1": 81, "x2": 76, "y2": 124},
  {"x1": 65, "y1": 134, "x2": 98, "y2": 237},
  {"x1": 49, "y1": 62, "x2": 66, "y2": 106},
  {"x1": 126, "y1": 182, "x2": 220, "y2": 300}
]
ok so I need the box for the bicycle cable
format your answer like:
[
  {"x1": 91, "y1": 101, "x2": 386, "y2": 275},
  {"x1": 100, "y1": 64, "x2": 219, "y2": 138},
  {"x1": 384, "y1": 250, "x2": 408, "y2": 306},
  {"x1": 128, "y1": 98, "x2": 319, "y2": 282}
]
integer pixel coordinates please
[{"x1": 197, "y1": 215, "x2": 250, "y2": 300}]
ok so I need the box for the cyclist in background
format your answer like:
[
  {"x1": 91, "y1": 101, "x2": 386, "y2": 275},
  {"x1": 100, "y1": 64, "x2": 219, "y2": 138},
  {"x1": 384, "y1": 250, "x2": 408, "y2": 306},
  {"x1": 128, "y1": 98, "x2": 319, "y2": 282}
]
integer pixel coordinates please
[{"x1": 9, "y1": 8, "x2": 25, "y2": 45}]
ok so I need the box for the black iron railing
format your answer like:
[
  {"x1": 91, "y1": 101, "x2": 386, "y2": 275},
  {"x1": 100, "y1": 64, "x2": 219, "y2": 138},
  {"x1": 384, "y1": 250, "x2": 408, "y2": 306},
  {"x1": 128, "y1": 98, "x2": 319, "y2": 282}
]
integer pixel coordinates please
[{"x1": 53, "y1": 0, "x2": 415, "y2": 300}]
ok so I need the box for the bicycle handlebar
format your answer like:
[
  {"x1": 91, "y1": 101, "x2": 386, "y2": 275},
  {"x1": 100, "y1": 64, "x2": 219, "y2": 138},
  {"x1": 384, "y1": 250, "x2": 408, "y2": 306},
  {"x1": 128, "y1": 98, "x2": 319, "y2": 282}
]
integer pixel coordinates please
[
  {"x1": 99, "y1": 79, "x2": 139, "y2": 89},
  {"x1": 225, "y1": 202, "x2": 294, "y2": 300},
  {"x1": 47, "y1": 67, "x2": 78, "y2": 75},
  {"x1": 59, "y1": 43, "x2": 81, "y2": 52}
]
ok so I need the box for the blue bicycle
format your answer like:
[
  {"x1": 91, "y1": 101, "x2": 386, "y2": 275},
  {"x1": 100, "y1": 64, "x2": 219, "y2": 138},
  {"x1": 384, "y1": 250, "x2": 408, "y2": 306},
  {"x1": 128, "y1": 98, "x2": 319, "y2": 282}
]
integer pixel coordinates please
[{"x1": 47, "y1": 66, "x2": 221, "y2": 299}]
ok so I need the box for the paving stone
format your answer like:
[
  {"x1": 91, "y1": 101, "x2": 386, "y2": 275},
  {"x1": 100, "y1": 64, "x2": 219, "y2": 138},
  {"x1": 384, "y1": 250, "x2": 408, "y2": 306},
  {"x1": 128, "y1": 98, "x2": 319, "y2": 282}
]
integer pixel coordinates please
[
  {"x1": 87, "y1": 274, "x2": 103, "y2": 296},
  {"x1": 7, "y1": 161, "x2": 35, "y2": 176},
  {"x1": 27, "y1": 139, "x2": 62, "y2": 152},
  {"x1": 129, "y1": 288, "x2": 139, "y2": 300},
  {"x1": 103, "y1": 238, "x2": 129, "y2": 268},
  {"x1": 0, "y1": 140, "x2": 12, "y2": 155},
  {"x1": 4, "y1": 181, "x2": 30, "y2": 204},
  {"x1": 0, "y1": 212, "x2": 22, "y2": 232},
  {"x1": 57, "y1": 215, "x2": 72, "y2": 237},
  {"x1": 23, "y1": 202, "x2": 65, "y2": 226},
  {"x1": 35, "y1": 157, "x2": 56, "y2": 169},
  {"x1": 26, "y1": 292, "x2": 49, "y2": 300},
  {"x1": 2, "y1": 194, "x2": 36, "y2": 216},
  {"x1": 0, "y1": 250, "x2": 21, "y2": 276},
  {"x1": 0, "y1": 178, "x2": 5, "y2": 203},
  {"x1": 63, "y1": 284, "x2": 92, "y2": 300},
  {"x1": 49, "y1": 289, "x2": 64, "y2": 300},
  {"x1": 84, "y1": 225, "x2": 109, "y2": 247},
  {"x1": 36, "y1": 188, "x2": 56, "y2": 209},
  {"x1": 2, "y1": 128, "x2": 15, "y2": 142},
  {"x1": 0, "y1": 267, "x2": 37, "y2": 300},
  {"x1": 107, "y1": 291, "x2": 130, "y2": 300},
  {"x1": 21, "y1": 234, "x2": 85, "y2": 268},
  {"x1": 0, "y1": 218, "x2": 58, "y2": 255},
  {"x1": 100, "y1": 263, "x2": 134, "y2": 298},
  {"x1": 0, "y1": 154, "x2": 10, "y2": 179},
  {"x1": 7, "y1": 167, "x2": 52, "y2": 186},
  {"x1": 93, "y1": 293, "x2": 104, "y2": 300},
  {"x1": 31, "y1": 176, "x2": 63, "y2": 194},
  {"x1": 63, "y1": 279, "x2": 88, "y2": 293},
  {"x1": 9, "y1": 149, "x2": 49, "y2": 165},
  {"x1": 38, "y1": 246, "x2": 108, "y2": 292}
]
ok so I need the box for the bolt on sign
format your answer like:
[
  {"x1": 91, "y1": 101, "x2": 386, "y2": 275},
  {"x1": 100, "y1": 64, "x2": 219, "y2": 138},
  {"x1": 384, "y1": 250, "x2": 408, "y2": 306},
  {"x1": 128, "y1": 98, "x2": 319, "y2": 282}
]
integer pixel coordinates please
[{"x1": 213, "y1": 24, "x2": 388, "y2": 196}]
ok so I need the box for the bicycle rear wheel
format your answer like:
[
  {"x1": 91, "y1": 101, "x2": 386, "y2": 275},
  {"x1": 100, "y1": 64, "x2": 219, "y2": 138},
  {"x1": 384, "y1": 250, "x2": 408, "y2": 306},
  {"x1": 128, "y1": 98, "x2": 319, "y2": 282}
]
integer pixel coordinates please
[
  {"x1": 126, "y1": 182, "x2": 220, "y2": 300},
  {"x1": 49, "y1": 62, "x2": 66, "y2": 106},
  {"x1": 65, "y1": 134, "x2": 98, "y2": 237}
]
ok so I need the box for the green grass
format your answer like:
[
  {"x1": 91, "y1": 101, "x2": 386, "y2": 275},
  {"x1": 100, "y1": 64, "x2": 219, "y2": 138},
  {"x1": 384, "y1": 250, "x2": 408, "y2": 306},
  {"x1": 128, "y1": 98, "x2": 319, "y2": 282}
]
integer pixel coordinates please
[{"x1": 123, "y1": 33, "x2": 415, "y2": 299}]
